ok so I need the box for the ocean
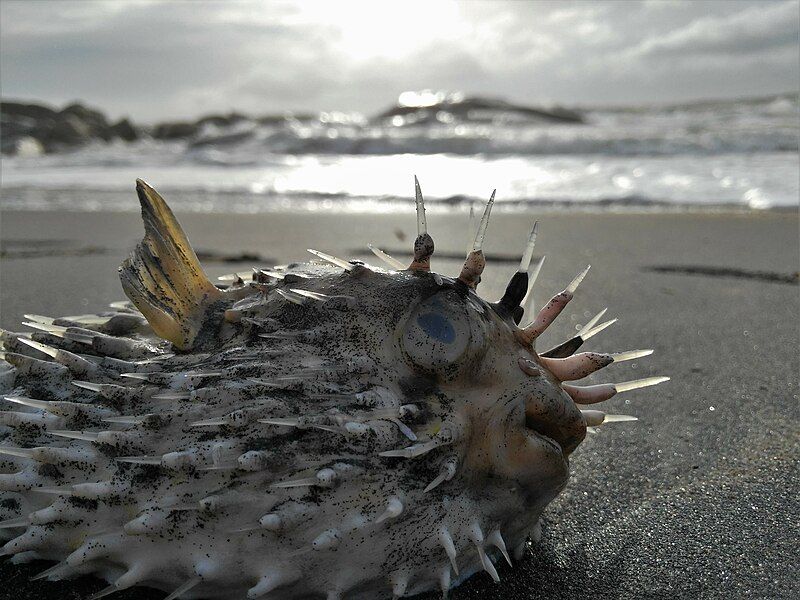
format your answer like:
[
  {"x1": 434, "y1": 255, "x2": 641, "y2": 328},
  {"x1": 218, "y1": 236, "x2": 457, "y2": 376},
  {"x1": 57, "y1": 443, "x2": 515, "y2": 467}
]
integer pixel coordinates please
[{"x1": 2, "y1": 94, "x2": 798, "y2": 213}]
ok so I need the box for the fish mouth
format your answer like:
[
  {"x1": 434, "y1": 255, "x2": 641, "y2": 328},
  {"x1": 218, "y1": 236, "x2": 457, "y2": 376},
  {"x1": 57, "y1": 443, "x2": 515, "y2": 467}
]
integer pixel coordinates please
[
  {"x1": 524, "y1": 395, "x2": 586, "y2": 456},
  {"x1": 524, "y1": 425, "x2": 565, "y2": 455}
]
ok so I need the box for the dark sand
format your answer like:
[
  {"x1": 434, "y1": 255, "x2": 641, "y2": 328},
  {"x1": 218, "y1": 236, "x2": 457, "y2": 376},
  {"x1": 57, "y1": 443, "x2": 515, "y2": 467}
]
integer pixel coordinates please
[{"x1": 1, "y1": 208, "x2": 798, "y2": 599}]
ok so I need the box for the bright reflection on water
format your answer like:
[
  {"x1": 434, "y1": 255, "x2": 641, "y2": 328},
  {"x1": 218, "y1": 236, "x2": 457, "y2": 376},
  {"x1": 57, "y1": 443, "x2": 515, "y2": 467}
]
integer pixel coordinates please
[{"x1": 3, "y1": 151, "x2": 797, "y2": 213}]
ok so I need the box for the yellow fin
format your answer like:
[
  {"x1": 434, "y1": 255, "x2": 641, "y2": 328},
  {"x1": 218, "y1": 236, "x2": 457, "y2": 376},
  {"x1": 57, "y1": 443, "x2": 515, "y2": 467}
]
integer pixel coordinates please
[{"x1": 119, "y1": 179, "x2": 223, "y2": 350}]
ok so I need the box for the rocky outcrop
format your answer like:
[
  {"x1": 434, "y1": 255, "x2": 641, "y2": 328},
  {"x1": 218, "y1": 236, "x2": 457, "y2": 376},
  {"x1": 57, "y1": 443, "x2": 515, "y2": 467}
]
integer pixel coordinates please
[
  {"x1": 0, "y1": 103, "x2": 309, "y2": 152},
  {"x1": 1, "y1": 100, "x2": 140, "y2": 154},
  {"x1": 110, "y1": 118, "x2": 138, "y2": 142},
  {"x1": 0, "y1": 93, "x2": 586, "y2": 156},
  {"x1": 151, "y1": 120, "x2": 198, "y2": 140},
  {"x1": 152, "y1": 112, "x2": 253, "y2": 140}
]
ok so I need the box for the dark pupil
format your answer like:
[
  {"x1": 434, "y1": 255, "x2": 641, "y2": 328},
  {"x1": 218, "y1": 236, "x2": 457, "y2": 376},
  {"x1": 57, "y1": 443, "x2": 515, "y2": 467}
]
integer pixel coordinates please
[{"x1": 416, "y1": 312, "x2": 456, "y2": 343}]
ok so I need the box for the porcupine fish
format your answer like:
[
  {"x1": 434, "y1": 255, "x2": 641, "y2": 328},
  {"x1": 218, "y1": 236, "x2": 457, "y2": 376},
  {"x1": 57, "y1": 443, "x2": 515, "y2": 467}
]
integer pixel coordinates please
[{"x1": 0, "y1": 178, "x2": 667, "y2": 599}]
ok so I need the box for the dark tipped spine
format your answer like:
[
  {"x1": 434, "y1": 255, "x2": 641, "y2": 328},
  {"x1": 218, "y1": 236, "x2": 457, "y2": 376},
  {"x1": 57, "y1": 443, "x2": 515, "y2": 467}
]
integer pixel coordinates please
[
  {"x1": 540, "y1": 336, "x2": 584, "y2": 358},
  {"x1": 495, "y1": 271, "x2": 529, "y2": 319}
]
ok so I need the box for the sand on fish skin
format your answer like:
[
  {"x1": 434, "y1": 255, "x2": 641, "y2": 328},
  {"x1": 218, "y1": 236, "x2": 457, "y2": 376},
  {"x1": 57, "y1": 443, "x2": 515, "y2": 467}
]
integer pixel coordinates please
[{"x1": 0, "y1": 208, "x2": 798, "y2": 599}]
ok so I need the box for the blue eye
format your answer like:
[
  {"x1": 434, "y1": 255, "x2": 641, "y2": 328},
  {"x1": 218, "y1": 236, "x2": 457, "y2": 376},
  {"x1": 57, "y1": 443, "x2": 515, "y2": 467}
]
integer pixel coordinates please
[
  {"x1": 416, "y1": 312, "x2": 456, "y2": 344},
  {"x1": 402, "y1": 291, "x2": 472, "y2": 369}
]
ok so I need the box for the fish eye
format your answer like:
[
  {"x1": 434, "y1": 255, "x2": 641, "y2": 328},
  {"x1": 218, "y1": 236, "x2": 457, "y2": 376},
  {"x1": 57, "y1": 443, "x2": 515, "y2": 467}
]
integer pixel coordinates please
[{"x1": 402, "y1": 290, "x2": 473, "y2": 369}]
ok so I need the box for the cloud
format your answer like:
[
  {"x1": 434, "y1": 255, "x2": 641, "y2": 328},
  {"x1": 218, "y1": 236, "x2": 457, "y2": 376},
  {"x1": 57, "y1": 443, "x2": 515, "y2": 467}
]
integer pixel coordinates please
[
  {"x1": 1, "y1": 0, "x2": 797, "y2": 121},
  {"x1": 632, "y1": 0, "x2": 798, "y2": 59}
]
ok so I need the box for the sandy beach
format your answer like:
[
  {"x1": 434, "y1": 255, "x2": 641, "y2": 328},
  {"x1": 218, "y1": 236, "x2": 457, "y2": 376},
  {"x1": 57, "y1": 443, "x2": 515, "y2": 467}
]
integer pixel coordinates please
[{"x1": 0, "y1": 207, "x2": 798, "y2": 599}]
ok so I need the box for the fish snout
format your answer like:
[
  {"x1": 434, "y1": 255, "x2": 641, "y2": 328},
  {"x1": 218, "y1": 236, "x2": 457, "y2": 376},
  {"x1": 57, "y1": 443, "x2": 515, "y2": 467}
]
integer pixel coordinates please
[{"x1": 519, "y1": 358, "x2": 587, "y2": 456}]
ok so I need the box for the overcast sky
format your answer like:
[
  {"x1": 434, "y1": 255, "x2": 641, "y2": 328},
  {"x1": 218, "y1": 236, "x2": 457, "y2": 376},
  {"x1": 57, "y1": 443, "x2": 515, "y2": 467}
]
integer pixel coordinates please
[{"x1": 1, "y1": 0, "x2": 798, "y2": 122}]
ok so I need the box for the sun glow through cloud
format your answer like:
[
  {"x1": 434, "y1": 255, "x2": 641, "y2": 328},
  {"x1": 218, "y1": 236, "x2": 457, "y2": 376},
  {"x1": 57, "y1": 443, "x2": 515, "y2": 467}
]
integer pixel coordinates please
[{"x1": 291, "y1": 0, "x2": 467, "y2": 62}]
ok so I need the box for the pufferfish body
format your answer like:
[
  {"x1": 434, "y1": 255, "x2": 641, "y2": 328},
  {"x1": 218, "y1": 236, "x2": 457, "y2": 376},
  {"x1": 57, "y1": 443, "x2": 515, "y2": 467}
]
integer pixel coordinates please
[{"x1": 0, "y1": 179, "x2": 667, "y2": 599}]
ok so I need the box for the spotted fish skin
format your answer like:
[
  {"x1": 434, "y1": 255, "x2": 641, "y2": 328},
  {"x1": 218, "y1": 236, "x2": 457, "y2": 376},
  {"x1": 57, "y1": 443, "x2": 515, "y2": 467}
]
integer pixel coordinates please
[{"x1": 0, "y1": 180, "x2": 666, "y2": 599}]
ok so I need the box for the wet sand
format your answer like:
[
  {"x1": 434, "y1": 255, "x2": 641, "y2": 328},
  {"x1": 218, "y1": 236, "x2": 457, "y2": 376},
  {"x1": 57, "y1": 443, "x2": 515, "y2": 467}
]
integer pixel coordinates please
[{"x1": 1, "y1": 208, "x2": 798, "y2": 599}]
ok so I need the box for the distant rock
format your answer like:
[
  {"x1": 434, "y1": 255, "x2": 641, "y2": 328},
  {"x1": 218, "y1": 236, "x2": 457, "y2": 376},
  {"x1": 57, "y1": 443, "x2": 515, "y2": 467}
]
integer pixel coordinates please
[
  {"x1": 110, "y1": 118, "x2": 139, "y2": 142},
  {"x1": 60, "y1": 102, "x2": 113, "y2": 140},
  {"x1": 153, "y1": 112, "x2": 258, "y2": 141},
  {"x1": 372, "y1": 91, "x2": 584, "y2": 125},
  {"x1": 1, "y1": 101, "x2": 59, "y2": 121},
  {"x1": 1, "y1": 101, "x2": 57, "y2": 154},
  {"x1": 151, "y1": 121, "x2": 199, "y2": 140},
  {"x1": 48, "y1": 113, "x2": 93, "y2": 145},
  {"x1": 1, "y1": 99, "x2": 140, "y2": 154}
]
